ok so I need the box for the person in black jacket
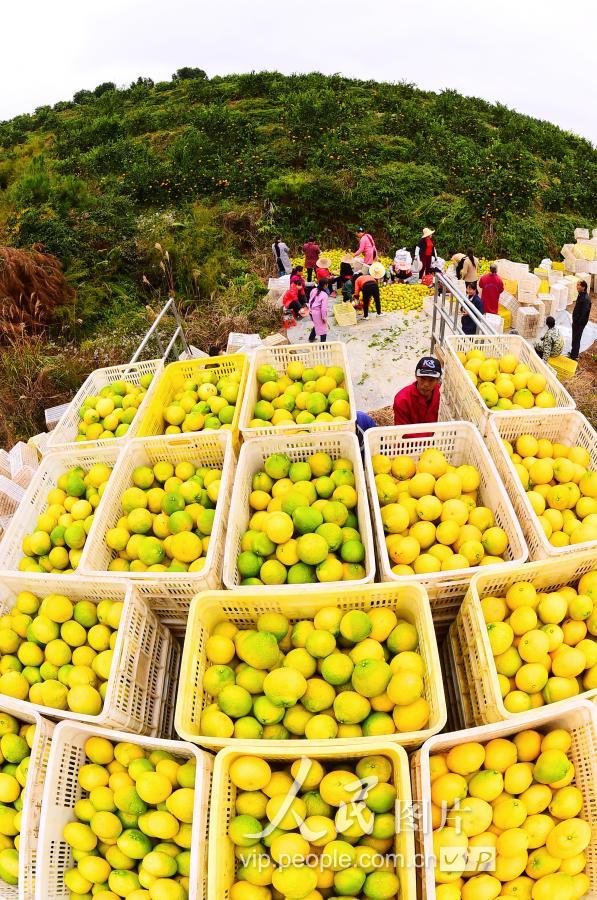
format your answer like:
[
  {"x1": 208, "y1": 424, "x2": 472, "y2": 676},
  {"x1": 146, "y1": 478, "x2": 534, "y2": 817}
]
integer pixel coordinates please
[
  {"x1": 570, "y1": 280, "x2": 592, "y2": 360},
  {"x1": 462, "y1": 283, "x2": 485, "y2": 335}
]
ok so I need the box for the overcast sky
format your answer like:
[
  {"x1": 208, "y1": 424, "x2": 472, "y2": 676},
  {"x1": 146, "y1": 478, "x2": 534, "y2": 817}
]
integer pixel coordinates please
[{"x1": 3, "y1": 0, "x2": 596, "y2": 145}]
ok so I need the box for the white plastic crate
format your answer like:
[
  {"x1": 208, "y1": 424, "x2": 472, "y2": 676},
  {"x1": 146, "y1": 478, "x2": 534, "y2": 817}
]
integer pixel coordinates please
[
  {"x1": 364, "y1": 422, "x2": 527, "y2": 586},
  {"x1": 0, "y1": 476, "x2": 24, "y2": 518},
  {"x1": 222, "y1": 432, "x2": 375, "y2": 590},
  {"x1": 36, "y1": 720, "x2": 213, "y2": 900},
  {"x1": 454, "y1": 550, "x2": 597, "y2": 726},
  {"x1": 486, "y1": 409, "x2": 597, "y2": 559},
  {"x1": 442, "y1": 334, "x2": 576, "y2": 436},
  {"x1": 514, "y1": 305, "x2": 542, "y2": 339},
  {"x1": 411, "y1": 699, "x2": 597, "y2": 900},
  {"x1": 239, "y1": 341, "x2": 356, "y2": 440},
  {"x1": 0, "y1": 698, "x2": 54, "y2": 900},
  {"x1": 0, "y1": 449, "x2": 11, "y2": 478},
  {"x1": 46, "y1": 359, "x2": 163, "y2": 451},
  {"x1": 79, "y1": 432, "x2": 235, "y2": 605},
  {"x1": 0, "y1": 444, "x2": 121, "y2": 578},
  {"x1": 9, "y1": 441, "x2": 39, "y2": 489},
  {"x1": 0, "y1": 574, "x2": 175, "y2": 735}
]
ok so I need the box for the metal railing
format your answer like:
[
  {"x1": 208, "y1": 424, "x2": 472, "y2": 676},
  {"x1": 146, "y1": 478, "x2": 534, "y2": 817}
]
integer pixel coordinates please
[
  {"x1": 129, "y1": 297, "x2": 191, "y2": 364},
  {"x1": 430, "y1": 271, "x2": 497, "y2": 354}
]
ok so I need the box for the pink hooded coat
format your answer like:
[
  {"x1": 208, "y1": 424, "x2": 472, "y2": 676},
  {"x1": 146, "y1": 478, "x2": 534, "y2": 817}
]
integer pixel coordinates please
[{"x1": 308, "y1": 290, "x2": 328, "y2": 336}]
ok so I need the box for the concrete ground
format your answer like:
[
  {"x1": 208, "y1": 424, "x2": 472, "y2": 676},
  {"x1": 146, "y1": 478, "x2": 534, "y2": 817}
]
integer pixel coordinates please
[{"x1": 288, "y1": 309, "x2": 431, "y2": 410}]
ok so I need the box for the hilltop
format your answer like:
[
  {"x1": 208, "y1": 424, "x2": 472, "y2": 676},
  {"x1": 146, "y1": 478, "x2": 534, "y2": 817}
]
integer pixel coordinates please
[{"x1": 0, "y1": 69, "x2": 596, "y2": 336}]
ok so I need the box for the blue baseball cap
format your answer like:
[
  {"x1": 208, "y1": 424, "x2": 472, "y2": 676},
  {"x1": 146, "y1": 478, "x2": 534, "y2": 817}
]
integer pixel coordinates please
[{"x1": 415, "y1": 357, "x2": 442, "y2": 378}]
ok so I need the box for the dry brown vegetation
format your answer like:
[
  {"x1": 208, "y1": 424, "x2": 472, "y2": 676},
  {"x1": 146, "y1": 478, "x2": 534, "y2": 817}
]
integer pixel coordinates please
[{"x1": 0, "y1": 246, "x2": 74, "y2": 340}]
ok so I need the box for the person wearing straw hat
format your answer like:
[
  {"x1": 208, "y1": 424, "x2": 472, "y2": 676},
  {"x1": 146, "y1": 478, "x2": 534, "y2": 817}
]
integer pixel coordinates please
[
  {"x1": 417, "y1": 228, "x2": 437, "y2": 280},
  {"x1": 355, "y1": 227, "x2": 378, "y2": 265},
  {"x1": 354, "y1": 261, "x2": 384, "y2": 318},
  {"x1": 315, "y1": 255, "x2": 332, "y2": 284}
]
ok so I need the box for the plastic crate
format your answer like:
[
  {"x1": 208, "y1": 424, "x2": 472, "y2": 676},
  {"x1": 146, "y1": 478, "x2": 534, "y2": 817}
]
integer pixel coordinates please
[
  {"x1": 135, "y1": 354, "x2": 249, "y2": 444},
  {"x1": 238, "y1": 341, "x2": 356, "y2": 440},
  {"x1": 363, "y1": 423, "x2": 528, "y2": 589},
  {"x1": 549, "y1": 354, "x2": 579, "y2": 379},
  {"x1": 0, "y1": 445, "x2": 121, "y2": 578},
  {"x1": 454, "y1": 550, "x2": 597, "y2": 725},
  {"x1": 175, "y1": 582, "x2": 446, "y2": 751},
  {"x1": 9, "y1": 442, "x2": 39, "y2": 488},
  {"x1": 0, "y1": 476, "x2": 24, "y2": 518},
  {"x1": 79, "y1": 432, "x2": 235, "y2": 603},
  {"x1": 0, "y1": 698, "x2": 54, "y2": 900},
  {"x1": 36, "y1": 720, "x2": 213, "y2": 900},
  {"x1": 222, "y1": 432, "x2": 375, "y2": 590},
  {"x1": 0, "y1": 573, "x2": 175, "y2": 735},
  {"x1": 209, "y1": 742, "x2": 415, "y2": 900},
  {"x1": 411, "y1": 699, "x2": 597, "y2": 900},
  {"x1": 442, "y1": 334, "x2": 576, "y2": 436},
  {"x1": 0, "y1": 449, "x2": 10, "y2": 479},
  {"x1": 46, "y1": 359, "x2": 163, "y2": 451},
  {"x1": 486, "y1": 409, "x2": 597, "y2": 559},
  {"x1": 333, "y1": 300, "x2": 358, "y2": 326}
]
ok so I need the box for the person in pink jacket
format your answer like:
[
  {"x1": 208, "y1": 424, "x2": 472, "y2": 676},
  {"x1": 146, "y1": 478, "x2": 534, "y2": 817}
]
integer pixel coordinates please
[
  {"x1": 308, "y1": 279, "x2": 329, "y2": 342},
  {"x1": 355, "y1": 227, "x2": 378, "y2": 265}
]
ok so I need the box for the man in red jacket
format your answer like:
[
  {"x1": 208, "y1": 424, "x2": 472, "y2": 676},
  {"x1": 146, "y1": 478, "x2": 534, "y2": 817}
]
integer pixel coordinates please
[{"x1": 393, "y1": 357, "x2": 442, "y2": 425}]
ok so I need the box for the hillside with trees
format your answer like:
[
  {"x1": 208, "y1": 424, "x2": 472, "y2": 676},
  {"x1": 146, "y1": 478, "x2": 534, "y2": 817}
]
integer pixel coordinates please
[{"x1": 0, "y1": 69, "x2": 595, "y2": 440}]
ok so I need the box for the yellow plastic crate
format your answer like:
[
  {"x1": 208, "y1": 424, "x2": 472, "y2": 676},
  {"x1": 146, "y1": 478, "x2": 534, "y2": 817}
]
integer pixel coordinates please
[
  {"x1": 136, "y1": 353, "x2": 249, "y2": 443},
  {"x1": 497, "y1": 304, "x2": 512, "y2": 331},
  {"x1": 209, "y1": 741, "x2": 415, "y2": 900},
  {"x1": 175, "y1": 582, "x2": 446, "y2": 751},
  {"x1": 0, "y1": 699, "x2": 54, "y2": 900},
  {"x1": 411, "y1": 699, "x2": 597, "y2": 900},
  {"x1": 486, "y1": 409, "x2": 597, "y2": 559},
  {"x1": 502, "y1": 277, "x2": 518, "y2": 296},
  {"x1": 333, "y1": 300, "x2": 358, "y2": 326},
  {"x1": 549, "y1": 354, "x2": 579, "y2": 379},
  {"x1": 46, "y1": 359, "x2": 163, "y2": 451},
  {"x1": 0, "y1": 574, "x2": 176, "y2": 735},
  {"x1": 36, "y1": 720, "x2": 213, "y2": 900},
  {"x1": 455, "y1": 550, "x2": 597, "y2": 725},
  {"x1": 443, "y1": 334, "x2": 575, "y2": 436},
  {"x1": 238, "y1": 341, "x2": 356, "y2": 440}
]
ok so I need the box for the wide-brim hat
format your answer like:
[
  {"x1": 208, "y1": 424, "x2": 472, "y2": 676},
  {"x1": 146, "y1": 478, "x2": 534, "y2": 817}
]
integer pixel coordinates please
[
  {"x1": 422, "y1": 228, "x2": 435, "y2": 238},
  {"x1": 316, "y1": 257, "x2": 332, "y2": 268},
  {"x1": 369, "y1": 262, "x2": 386, "y2": 279},
  {"x1": 351, "y1": 257, "x2": 365, "y2": 272},
  {"x1": 452, "y1": 253, "x2": 465, "y2": 262},
  {"x1": 341, "y1": 254, "x2": 353, "y2": 264}
]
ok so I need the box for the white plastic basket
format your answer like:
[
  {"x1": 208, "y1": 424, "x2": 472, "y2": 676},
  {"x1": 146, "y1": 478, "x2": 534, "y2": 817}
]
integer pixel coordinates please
[
  {"x1": 46, "y1": 359, "x2": 163, "y2": 451},
  {"x1": 455, "y1": 550, "x2": 597, "y2": 725},
  {"x1": 487, "y1": 409, "x2": 597, "y2": 559},
  {"x1": 222, "y1": 432, "x2": 375, "y2": 590},
  {"x1": 411, "y1": 699, "x2": 597, "y2": 900},
  {"x1": 79, "y1": 432, "x2": 235, "y2": 606},
  {"x1": 36, "y1": 720, "x2": 213, "y2": 900},
  {"x1": 0, "y1": 574, "x2": 175, "y2": 735},
  {"x1": 239, "y1": 341, "x2": 356, "y2": 440},
  {"x1": 0, "y1": 476, "x2": 24, "y2": 518},
  {"x1": 0, "y1": 445, "x2": 121, "y2": 578},
  {"x1": 0, "y1": 449, "x2": 11, "y2": 479},
  {"x1": 364, "y1": 422, "x2": 528, "y2": 587},
  {"x1": 0, "y1": 698, "x2": 54, "y2": 900},
  {"x1": 442, "y1": 334, "x2": 576, "y2": 436},
  {"x1": 9, "y1": 442, "x2": 39, "y2": 488}
]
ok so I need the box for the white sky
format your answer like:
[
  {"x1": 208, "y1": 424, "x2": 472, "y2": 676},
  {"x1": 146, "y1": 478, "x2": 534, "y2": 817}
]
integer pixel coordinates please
[{"x1": 3, "y1": 0, "x2": 596, "y2": 145}]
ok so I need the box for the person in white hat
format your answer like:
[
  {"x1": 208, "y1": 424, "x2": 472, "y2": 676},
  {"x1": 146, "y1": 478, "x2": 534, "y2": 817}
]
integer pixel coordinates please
[{"x1": 416, "y1": 228, "x2": 437, "y2": 280}]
